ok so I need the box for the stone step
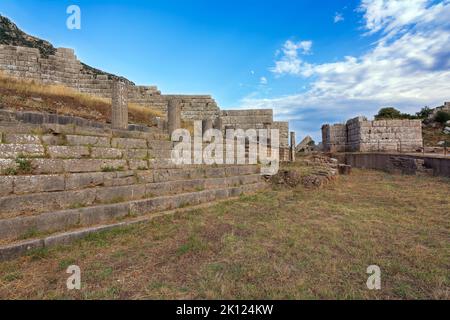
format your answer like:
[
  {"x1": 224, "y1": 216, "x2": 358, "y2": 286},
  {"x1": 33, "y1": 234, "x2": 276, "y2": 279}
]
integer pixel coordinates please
[
  {"x1": 0, "y1": 180, "x2": 267, "y2": 243},
  {"x1": 0, "y1": 165, "x2": 259, "y2": 196},
  {"x1": 0, "y1": 171, "x2": 262, "y2": 219},
  {"x1": 0, "y1": 181, "x2": 267, "y2": 261}
]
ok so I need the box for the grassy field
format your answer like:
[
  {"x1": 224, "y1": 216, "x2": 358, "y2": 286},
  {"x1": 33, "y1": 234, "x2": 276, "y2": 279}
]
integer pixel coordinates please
[{"x1": 0, "y1": 169, "x2": 448, "y2": 299}]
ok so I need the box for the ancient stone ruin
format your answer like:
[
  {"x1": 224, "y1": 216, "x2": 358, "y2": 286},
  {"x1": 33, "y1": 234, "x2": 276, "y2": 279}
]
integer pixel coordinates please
[
  {"x1": 322, "y1": 116, "x2": 423, "y2": 153},
  {"x1": 0, "y1": 16, "x2": 295, "y2": 260}
]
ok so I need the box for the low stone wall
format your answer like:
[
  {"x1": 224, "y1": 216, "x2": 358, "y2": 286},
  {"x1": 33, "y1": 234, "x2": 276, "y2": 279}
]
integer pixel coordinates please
[{"x1": 343, "y1": 153, "x2": 450, "y2": 177}]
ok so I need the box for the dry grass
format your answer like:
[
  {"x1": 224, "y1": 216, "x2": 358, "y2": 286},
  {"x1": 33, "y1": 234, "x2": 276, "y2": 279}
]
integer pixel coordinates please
[
  {"x1": 0, "y1": 72, "x2": 163, "y2": 126},
  {"x1": 0, "y1": 169, "x2": 448, "y2": 300}
]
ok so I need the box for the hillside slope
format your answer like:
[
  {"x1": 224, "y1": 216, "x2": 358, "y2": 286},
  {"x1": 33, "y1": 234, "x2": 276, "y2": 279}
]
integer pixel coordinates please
[{"x1": 0, "y1": 15, "x2": 131, "y2": 84}]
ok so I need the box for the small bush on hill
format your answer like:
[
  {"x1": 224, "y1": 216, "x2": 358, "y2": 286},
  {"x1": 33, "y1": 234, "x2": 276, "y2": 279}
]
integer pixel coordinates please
[{"x1": 435, "y1": 111, "x2": 450, "y2": 124}]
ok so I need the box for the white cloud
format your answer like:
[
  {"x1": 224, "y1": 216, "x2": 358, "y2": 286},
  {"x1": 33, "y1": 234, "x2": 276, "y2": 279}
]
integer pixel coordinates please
[
  {"x1": 260, "y1": 76, "x2": 268, "y2": 85},
  {"x1": 334, "y1": 12, "x2": 344, "y2": 23},
  {"x1": 270, "y1": 40, "x2": 313, "y2": 76},
  {"x1": 242, "y1": 0, "x2": 450, "y2": 141}
]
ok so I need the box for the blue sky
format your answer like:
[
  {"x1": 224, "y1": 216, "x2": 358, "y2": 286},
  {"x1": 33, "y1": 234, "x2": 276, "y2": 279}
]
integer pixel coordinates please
[{"x1": 1, "y1": 0, "x2": 449, "y2": 142}]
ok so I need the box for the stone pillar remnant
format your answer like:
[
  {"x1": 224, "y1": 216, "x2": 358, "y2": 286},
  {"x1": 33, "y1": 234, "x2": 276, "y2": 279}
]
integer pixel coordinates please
[
  {"x1": 214, "y1": 117, "x2": 223, "y2": 131},
  {"x1": 168, "y1": 99, "x2": 181, "y2": 136},
  {"x1": 290, "y1": 131, "x2": 296, "y2": 162},
  {"x1": 111, "y1": 81, "x2": 128, "y2": 130},
  {"x1": 202, "y1": 119, "x2": 213, "y2": 133}
]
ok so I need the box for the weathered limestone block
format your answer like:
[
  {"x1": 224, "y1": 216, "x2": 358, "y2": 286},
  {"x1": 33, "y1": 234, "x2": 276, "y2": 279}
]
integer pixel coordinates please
[
  {"x1": 47, "y1": 146, "x2": 90, "y2": 159},
  {"x1": 91, "y1": 147, "x2": 123, "y2": 159},
  {"x1": 0, "y1": 189, "x2": 96, "y2": 217},
  {"x1": 13, "y1": 175, "x2": 65, "y2": 194},
  {"x1": 65, "y1": 135, "x2": 110, "y2": 147},
  {"x1": 30, "y1": 159, "x2": 65, "y2": 174},
  {"x1": 63, "y1": 159, "x2": 127, "y2": 173},
  {"x1": 0, "y1": 144, "x2": 45, "y2": 158},
  {"x1": 111, "y1": 81, "x2": 129, "y2": 130},
  {"x1": 78, "y1": 203, "x2": 129, "y2": 226},
  {"x1": 111, "y1": 137, "x2": 147, "y2": 149},
  {"x1": 65, "y1": 172, "x2": 112, "y2": 190},
  {"x1": 95, "y1": 184, "x2": 146, "y2": 204},
  {"x1": 41, "y1": 134, "x2": 66, "y2": 146},
  {"x1": 3, "y1": 134, "x2": 41, "y2": 144},
  {"x1": 103, "y1": 171, "x2": 136, "y2": 187},
  {"x1": 0, "y1": 176, "x2": 14, "y2": 196},
  {"x1": 125, "y1": 149, "x2": 148, "y2": 160},
  {"x1": 128, "y1": 159, "x2": 149, "y2": 170}
]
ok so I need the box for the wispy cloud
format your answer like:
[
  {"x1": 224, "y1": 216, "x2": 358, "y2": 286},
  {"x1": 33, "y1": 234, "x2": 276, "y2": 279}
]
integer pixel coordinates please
[
  {"x1": 260, "y1": 76, "x2": 268, "y2": 85},
  {"x1": 243, "y1": 0, "x2": 450, "y2": 141},
  {"x1": 270, "y1": 40, "x2": 313, "y2": 76},
  {"x1": 334, "y1": 12, "x2": 344, "y2": 23}
]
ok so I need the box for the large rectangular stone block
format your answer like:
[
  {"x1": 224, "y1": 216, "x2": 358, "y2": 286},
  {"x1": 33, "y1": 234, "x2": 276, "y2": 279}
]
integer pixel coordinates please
[
  {"x1": 63, "y1": 159, "x2": 127, "y2": 173},
  {"x1": 91, "y1": 147, "x2": 123, "y2": 159},
  {"x1": 65, "y1": 172, "x2": 111, "y2": 190},
  {"x1": 13, "y1": 175, "x2": 65, "y2": 194},
  {"x1": 3, "y1": 134, "x2": 41, "y2": 144},
  {"x1": 0, "y1": 144, "x2": 45, "y2": 158},
  {"x1": 47, "y1": 146, "x2": 90, "y2": 159},
  {"x1": 30, "y1": 159, "x2": 65, "y2": 174},
  {"x1": 0, "y1": 176, "x2": 14, "y2": 196},
  {"x1": 111, "y1": 138, "x2": 147, "y2": 149},
  {"x1": 65, "y1": 135, "x2": 110, "y2": 147}
]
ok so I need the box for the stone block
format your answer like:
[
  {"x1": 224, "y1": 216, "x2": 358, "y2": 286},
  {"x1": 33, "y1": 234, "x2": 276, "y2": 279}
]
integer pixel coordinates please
[
  {"x1": 65, "y1": 172, "x2": 110, "y2": 190},
  {"x1": 128, "y1": 160, "x2": 148, "y2": 170},
  {"x1": 66, "y1": 135, "x2": 110, "y2": 147},
  {"x1": 0, "y1": 239, "x2": 44, "y2": 261},
  {"x1": 95, "y1": 184, "x2": 146, "y2": 204},
  {"x1": 125, "y1": 149, "x2": 148, "y2": 160},
  {"x1": 63, "y1": 159, "x2": 127, "y2": 173},
  {"x1": 30, "y1": 159, "x2": 65, "y2": 174},
  {"x1": 13, "y1": 175, "x2": 65, "y2": 194},
  {"x1": 111, "y1": 137, "x2": 147, "y2": 149},
  {"x1": 78, "y1": 203, "x2": 129, "y2": 226},
  {"x1": 0, "y1": 176, "x2": 14, "y2": 196},
  {"x1": 47, "y1": 146, "x2": 90, "y2": 159},
  {"x1": 3, "y1": 134, "x2": 41, "y2": 144},
  {"x1": 91, "y1": 147, "x2": 123, "y2": 159},
  {"x1": 0, "y1": 144, "x2": 45, "y2": 158}
]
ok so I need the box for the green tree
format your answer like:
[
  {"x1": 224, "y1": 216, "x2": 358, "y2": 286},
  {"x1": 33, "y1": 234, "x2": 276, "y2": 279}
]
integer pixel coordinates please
[
  {"x1": 375, "y1": 107, "x2": 403, "y2": 120},
  {"x1": 416, "y1": 106, "x2": 433, "y2": 119}
]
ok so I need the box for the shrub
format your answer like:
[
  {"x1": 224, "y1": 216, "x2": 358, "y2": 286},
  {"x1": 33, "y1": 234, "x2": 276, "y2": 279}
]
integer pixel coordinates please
[
  {"x1": 435, "y1": 111, "x2": 450, "y2": 124},
  {"x1": 15, "y1": 156, "x2": 32, "y2": 174}
]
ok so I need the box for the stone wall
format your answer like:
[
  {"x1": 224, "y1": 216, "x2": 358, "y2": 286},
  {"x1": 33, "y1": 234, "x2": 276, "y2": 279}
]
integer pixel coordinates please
[
  {"x1": 0, "y1": 45, "x2": 219, "y2": 121},
  {"x1": 323, "y1": 117, "x2": 423, "y2": 152},
  {"x1": 322, "y1": 124, "x2": 347, "y2": 152},
  {"x1": 0, "y1": 44, "x2": 289, "y2": 140},
  {"x1": 220, "y1": 109, "x2": 273, "y2": 130}
]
